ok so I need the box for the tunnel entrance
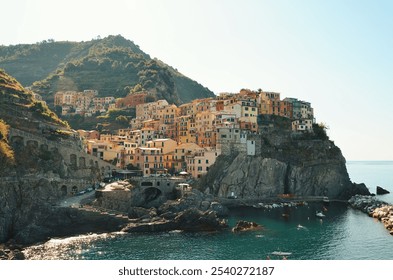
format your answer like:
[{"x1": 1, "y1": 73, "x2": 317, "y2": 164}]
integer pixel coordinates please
[{"x1": 143, "y1": 187, "x2": 162, "y2": 204}]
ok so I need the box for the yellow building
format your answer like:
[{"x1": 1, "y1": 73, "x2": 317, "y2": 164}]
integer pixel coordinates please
[
  {"x1": 133, "y1": 138, "x2": 177, "y2": 176},
  {"x1": 173, "y1": 143, "x2": 202, "y2": 172},
  {"x1": 195, "y1": 111, "x2": 216, "y2": 133},
  {"x1": 177, "y1": 115, "x2": 196, "y2": 144},
  {"x1": 259, "y1": 92, "x2": 281, "y2": 115},
  {"x1": 197, "y1": 130, "x2": 216, "y2": 148},
  {"x1": 156, "y1": 104, "x2": 179, "y2": 125},
  {"x1": 187, "y1": 148, "x2": 220, "y2": 178},
  {"x1": 145, "y1": 138, "x2": 177, "y2": 154},
  {"x1": 136, "y1": 100, "x2": 169, "y2": 120}
]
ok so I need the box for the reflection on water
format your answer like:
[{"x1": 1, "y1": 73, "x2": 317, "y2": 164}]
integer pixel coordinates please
[{"x1": 23, "y1": 233, "x2": 124, "y2": 260}]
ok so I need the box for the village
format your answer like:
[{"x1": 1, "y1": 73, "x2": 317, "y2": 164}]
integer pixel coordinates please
[{"x1": 53, "y1": 88, "x2": 315, "y2": 178}]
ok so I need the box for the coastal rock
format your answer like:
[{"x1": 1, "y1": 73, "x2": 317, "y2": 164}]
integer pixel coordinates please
[
  {"x1": 376, "y1": 186, "x2": 390, "y2": 195},
  {"x1": 122, "y1": 220, "x2": 177, "y2": 233},
  {"x1": 0, "y1": 241, "x2": 25, "y2": 260},
  {"x1": 174, "y1": 208, "x2": 227, "y2": 232},
  {"x1": 158, "y1": 189, "x2": 228, "y2": 217},
  {"x1": 128, "y1": 207, "x2": 157, "y2": 219},
  {"x1": 209, "y1": 201, "x2": 229, "y2": 217},
  {"x1": 122, "y1": 208, "x2": 228, "y2": 233},
  {"x1": 232, "y1": 220, "x2": 261, "y2": 232},
  {"x1": 199, "y1": 139, "x2": 370, "y2": 200}
]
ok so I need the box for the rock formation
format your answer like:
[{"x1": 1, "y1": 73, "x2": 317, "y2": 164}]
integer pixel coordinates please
[
  {"x1": 376, "y1": 186, "x2": 390, "y2": 195},
  {"x1": 232, "y1": 220, "x2": 262, "y2": 232},
  {"x1": 199, "y1": 127, "x2": 369, "y2": 200}
]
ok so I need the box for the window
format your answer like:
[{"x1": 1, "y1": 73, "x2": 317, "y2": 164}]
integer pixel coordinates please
[
  {"x1": 198, "y1": 159, "x2": 201, "y2": 164},
  {"x1": 198, "y1": 166, "x2": 202, "y2": 171},
  {"x1": 206, "y1": 159, "x2": 209, "y2": 164}
]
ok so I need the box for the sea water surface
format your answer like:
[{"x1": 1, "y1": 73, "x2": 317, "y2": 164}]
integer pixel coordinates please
[{"x1": 24, "y1": 161, "x2": 393, "y2": 260}]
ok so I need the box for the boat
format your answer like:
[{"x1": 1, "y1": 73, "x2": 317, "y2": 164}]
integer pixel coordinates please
[
  {"x1": 323, "y1": 196, "x2": 330, "y2": 205},
  {"x1": 271, "y1": 251, "x2": 292, "y2": 256},
  {"x1": 315, "y1": 211, "x2": 325, "y2": 218}
]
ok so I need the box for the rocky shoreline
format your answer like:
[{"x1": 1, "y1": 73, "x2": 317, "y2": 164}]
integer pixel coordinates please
[
  {"x1": 0, "y1": 240, "x2": 25, "y2": 260},
  {"x1": 119, "y1": 189, "x2": 229, "y2": 233},
  {"x1": 349, "y1": 195, "x2": 393, "y2": 235}
]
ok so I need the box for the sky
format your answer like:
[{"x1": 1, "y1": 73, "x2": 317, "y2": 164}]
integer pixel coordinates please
[{"x1": 1, "y1": 0, "x2": 393, "y2": 160}]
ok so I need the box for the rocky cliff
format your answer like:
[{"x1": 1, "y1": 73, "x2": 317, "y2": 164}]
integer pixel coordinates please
[
  {"x1": 0, "y1": 70, "x2": 112, "y2": 245},
  {"x1": 199, "y1": 123, "x2": 369, "y2": 200}
]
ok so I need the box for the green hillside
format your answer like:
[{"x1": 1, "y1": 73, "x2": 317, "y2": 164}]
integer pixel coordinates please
[
  {"x1": 0, "y1": 68, "x2": 67, "y2": 128},
  {"x1": 0, "y1": 35, "x2": 214, "y2": 105}
]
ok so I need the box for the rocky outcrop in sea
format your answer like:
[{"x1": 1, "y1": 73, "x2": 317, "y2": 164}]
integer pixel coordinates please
[
  {"x1": 232, "y1": 220, "x2": 262, "y2": 232},
  {"x1": 376, "y1": 186, "x2": 390, "y2": 195}
]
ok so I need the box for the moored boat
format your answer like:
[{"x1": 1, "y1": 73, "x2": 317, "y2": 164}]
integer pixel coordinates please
[{"x1": 316, "y1": 211, "x2": 325, "y2": 218}]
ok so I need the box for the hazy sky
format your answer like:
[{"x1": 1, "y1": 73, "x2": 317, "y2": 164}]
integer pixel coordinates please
[{"x1": 2, "y1": 0, "x2": 393, "y2": 160}]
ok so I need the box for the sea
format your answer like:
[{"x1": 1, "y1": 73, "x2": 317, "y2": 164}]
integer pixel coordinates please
[{"x1": 23, "y1": 161, "x2": 393, "y2": 260}]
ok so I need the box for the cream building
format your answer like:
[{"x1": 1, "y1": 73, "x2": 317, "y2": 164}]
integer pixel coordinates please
[{"x1": 187, "y1": 148, "x2": 220, "y2": 178}]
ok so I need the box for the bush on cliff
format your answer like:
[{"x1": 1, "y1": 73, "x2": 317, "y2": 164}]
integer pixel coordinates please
[{"x1": 0, "y1": 119, "x2": 15, "y2": 170}]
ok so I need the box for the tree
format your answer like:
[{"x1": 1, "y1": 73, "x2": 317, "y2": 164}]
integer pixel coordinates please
[
  {"x1": 115, "y1": 115, "x2": 129, "y2": 125},
  {"x1": 132, "y1": 83, "x2": 144, "y2": 93},
  {"x1": 312, "y1": 123, "x2": 329, "y2": 140}
]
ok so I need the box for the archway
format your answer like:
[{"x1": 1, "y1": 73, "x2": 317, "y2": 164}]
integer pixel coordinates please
[
  {"x1": 79, "y1": 157, "x2": 86, "y2": 168},
  {"x1": 11, "y1": 136, "x2": 24, "y2": 146},
  {"x1": 26, "y1": 140, "x2": 38, "y2": 148},
  {"x1": 70, "y1": 154, "x2": 77, "y2": 168},
  {"x1": 61, "y1": 185, "x2": 67, "y2": 197},
  {"x1": 143, "y1": 187, "x2": 162, "y2": 203}
]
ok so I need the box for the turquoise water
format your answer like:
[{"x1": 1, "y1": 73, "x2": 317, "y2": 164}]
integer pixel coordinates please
[{"x1": 24, "y1": 161, "x2": 393, "y2": 260}]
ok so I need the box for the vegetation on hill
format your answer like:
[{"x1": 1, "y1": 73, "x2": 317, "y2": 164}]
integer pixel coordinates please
[
  {"x1": 0, "y1": 119, "x2": 15, "y2": 170},
  {"x1": 0, "y1": 69, "x2": 68, "y2": 128},
  {"x1": 0, "y1": 35, "x2": 214, "y2": 105}
]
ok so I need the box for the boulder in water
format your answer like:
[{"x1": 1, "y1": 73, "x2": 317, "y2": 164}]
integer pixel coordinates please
[
  {"x1": 376, "y1": 186, "x2": 390, "y2": 195},
  {"x1": 232, "y1": 220, "x2": 261, "y2": 232}
]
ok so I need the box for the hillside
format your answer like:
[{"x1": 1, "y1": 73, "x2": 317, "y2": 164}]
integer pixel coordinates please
[
  {"x1": 0, "y1": 69, "x2": 67, "y2": 130},
  {"x1": 0, "y1": 35, "x2": 214, "y2": 105},
  {"x1": 0, "y1": 70, "x2": 119, "y2": 246},
  {"x1": 0, "y1": 69, "x2": 70, "y2": 174}
]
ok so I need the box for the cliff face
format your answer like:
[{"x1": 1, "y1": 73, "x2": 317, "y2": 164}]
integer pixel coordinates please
[
  {"x1": 0, "y1": 70, "x2": 112, "y2": 245},
  {"x1": 199, "y1": 130, "x2": 369, "y2": 200},
  {"x1": 0, "y1": 176, "x2": 64, "y2": 243},
  {"x1": 0, "y1": 179, "x2": 127, "y2": 244}
]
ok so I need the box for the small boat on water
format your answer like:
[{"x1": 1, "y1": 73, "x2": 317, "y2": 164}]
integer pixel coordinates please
[
  {"x1": 297, "y1": 224, "x2": 308, "y2": 230},
  {"x1": 316, "y1": 211, "x2": 325, "y2": 218},
  {"x1": 271, "y1": 251, "x2": 292, "y2": 256},
  {"x1": 323, "y1": 197, "x2": 330, "y2": 205}
]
